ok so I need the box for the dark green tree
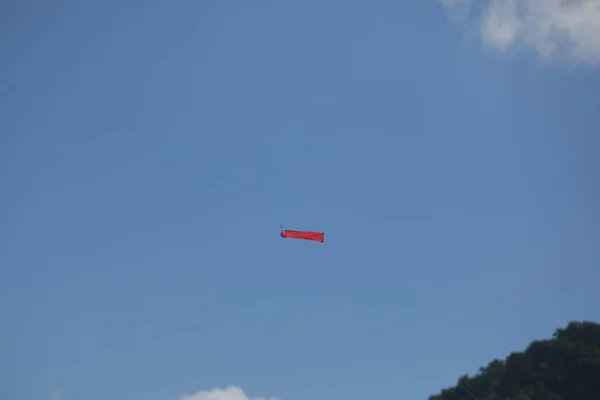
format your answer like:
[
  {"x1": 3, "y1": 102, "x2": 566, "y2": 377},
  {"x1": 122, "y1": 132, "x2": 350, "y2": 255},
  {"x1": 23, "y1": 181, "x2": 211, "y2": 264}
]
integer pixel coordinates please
[{"x1": 428, "y1": 321, "x2": 600, "y2": 400}]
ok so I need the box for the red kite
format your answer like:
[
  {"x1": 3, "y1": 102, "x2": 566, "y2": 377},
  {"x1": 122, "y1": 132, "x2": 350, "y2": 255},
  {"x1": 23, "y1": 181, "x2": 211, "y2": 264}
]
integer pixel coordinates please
[{"x1": 280, "y1": 226, "x2": 324, "y2": 243}]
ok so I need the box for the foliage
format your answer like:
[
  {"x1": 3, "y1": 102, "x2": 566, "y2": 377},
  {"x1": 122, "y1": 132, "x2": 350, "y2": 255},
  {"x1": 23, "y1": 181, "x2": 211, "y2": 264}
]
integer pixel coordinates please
[{"x1": 428, "y1": 321, "x2": 600, "y2": 400}]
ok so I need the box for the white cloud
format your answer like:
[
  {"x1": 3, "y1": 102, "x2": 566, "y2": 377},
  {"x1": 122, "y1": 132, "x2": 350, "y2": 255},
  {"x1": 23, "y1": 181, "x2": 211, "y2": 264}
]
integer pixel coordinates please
[
  {"x1": 179, "y1": 386, "x2": 278, "y2": 400},
  {"x1": 50, "y1": 391, "x2": 62, "y2": 400},
  {"x1": 440, "y1": 0, "x2": 600, "y2": 65}
]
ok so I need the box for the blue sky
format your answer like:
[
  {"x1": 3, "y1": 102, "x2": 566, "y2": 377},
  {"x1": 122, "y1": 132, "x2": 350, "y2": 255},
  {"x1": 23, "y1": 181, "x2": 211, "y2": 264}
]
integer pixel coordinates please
[{"x1": 1, "y1": 1, "x2": 599, "y2": 400}]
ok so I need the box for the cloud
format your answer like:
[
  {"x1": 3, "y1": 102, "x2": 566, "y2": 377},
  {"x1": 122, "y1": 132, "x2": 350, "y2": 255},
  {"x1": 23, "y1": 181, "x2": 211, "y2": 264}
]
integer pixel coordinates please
[
  {"x1": 440, "y1": 0, "x2": 600, "y2": 65},
  {"x1": 179, "y1": 386, "x2": 279, "y2": 400},
  {"x1": 50, "y1": 391, "x2": 62, "y2": 400}
]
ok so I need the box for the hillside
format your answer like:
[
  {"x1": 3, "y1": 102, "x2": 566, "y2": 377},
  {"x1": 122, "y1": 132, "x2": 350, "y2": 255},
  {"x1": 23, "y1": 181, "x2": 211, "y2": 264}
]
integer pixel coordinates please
[{"x1": 428, "y1": 321, "x2": 600, "y2": 400}]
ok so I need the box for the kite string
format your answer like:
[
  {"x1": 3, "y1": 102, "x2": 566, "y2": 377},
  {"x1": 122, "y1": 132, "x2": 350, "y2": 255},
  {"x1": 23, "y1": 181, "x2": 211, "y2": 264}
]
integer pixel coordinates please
[{"x1": 460, "y1": 385, "x2": 479, "y2": 400}]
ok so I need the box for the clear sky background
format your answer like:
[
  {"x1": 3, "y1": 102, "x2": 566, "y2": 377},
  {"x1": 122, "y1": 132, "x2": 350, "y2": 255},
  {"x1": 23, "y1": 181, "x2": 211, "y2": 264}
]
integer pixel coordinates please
[{"x1": 1, "y1": 1, "x2": 599, "y2": 400}]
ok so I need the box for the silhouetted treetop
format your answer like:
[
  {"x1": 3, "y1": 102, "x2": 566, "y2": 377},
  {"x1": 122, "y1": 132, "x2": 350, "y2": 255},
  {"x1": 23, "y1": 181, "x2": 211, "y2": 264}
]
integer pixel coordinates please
[{"x1": 428, "y1": 321, "x2": 600, "y2": 400}]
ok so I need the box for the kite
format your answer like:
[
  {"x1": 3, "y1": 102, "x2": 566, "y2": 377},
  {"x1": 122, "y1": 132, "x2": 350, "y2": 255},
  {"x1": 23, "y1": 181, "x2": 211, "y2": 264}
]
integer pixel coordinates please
[{"x1": 280, "y1": 226, "x2": 324, "y2": 243}]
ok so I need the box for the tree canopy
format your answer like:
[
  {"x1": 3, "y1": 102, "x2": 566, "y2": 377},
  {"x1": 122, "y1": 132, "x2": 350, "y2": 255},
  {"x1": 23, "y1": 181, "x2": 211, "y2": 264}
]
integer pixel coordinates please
[{"x1": 428, "y1": 321, "x2": 600, "y2": 400}]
